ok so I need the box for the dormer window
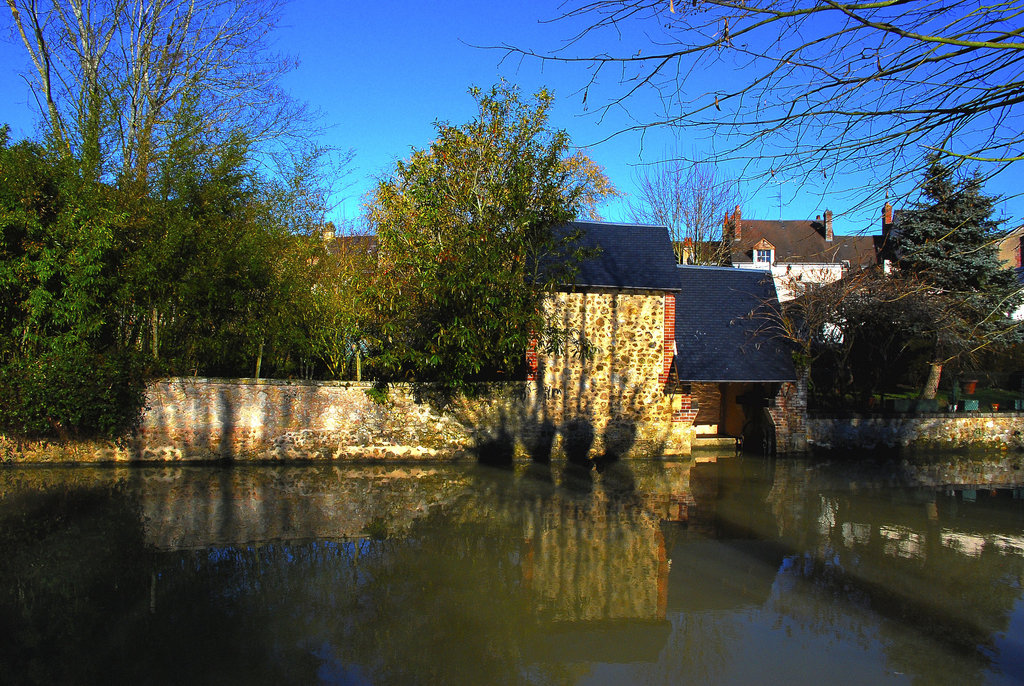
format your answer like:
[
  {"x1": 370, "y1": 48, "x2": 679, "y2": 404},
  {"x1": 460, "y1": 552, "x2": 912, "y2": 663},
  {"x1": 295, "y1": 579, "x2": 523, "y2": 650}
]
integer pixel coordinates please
[{"x1": 753, "y1": 238, "x2": 775, "y2": 267}]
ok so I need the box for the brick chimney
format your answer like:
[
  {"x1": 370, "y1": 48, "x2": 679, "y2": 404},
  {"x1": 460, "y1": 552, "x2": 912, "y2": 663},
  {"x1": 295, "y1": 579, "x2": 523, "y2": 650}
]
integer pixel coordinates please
[
  {"x1": 732, "y1": 205, "x2": 741, "y2": 242},
  {"x1": 824, "y1": 209, "x2": 833, "y2": 242},
  {"x1": 883, "y1": 201, "x2": 893, "y2": 227}
]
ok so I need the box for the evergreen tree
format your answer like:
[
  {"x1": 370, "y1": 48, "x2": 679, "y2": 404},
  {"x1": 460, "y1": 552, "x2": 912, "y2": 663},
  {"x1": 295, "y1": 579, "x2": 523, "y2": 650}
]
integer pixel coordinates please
[{"x1": 890, "y1": 155, "x2": 1022, "y2": 397}]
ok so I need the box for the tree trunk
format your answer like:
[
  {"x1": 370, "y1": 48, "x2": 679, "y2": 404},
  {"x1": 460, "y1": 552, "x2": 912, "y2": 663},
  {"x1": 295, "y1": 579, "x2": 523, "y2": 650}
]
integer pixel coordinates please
[
  {"x1": 151, "y1": 308, "x2": 159, "y2": 361},
  {"x1": 254, "y1": 340, "x2": 264, "y2": 379},
  {"x1": 920, "y1": 362, "x2": 943, "y2": 400}
]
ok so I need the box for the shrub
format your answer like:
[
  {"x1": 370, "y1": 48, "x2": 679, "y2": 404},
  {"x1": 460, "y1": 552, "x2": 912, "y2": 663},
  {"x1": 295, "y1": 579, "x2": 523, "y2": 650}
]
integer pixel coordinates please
[{"x1": 0, "y1": 348, "x2": 145, "y2": 440}]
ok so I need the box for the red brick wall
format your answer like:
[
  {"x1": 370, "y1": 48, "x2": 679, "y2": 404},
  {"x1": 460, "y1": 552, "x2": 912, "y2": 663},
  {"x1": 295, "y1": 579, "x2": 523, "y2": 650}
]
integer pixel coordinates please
[
  {"x1": 660, "y1": 294, "x2": 676, "y2": 384},
  {"x1": 769, "y1": 372, "x2": 809, "y2": 452},
  {"x1": 525, "y1": 338, "x2": 538, "y2": 381},
  {"x1": 672, "y1": 394, "x2": 699, "y2": 424}
]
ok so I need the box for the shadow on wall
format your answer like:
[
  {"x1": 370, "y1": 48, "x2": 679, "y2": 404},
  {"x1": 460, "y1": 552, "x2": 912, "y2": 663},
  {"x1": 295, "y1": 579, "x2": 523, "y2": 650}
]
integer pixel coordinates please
[
  {"x1": 465, "y1": 380, "x2": 646, "y2": 469},
  {"x1": 129, "y1": 365, "x2": 661, "y2": 465},
  {"x1": 465, "y1": 293, "x2": 657, "y2": 467}
]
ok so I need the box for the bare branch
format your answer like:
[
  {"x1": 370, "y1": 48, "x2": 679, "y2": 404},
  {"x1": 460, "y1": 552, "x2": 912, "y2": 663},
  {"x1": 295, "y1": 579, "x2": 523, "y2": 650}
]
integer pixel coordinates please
[
  {"x1": 5, "y1": 0, "x2": 314, "y2": 184},
  {"x1": 502, "y1": 0, "x2": 1024, "y2": 206},
  {"x1": 627, "y1": 158, "x2": 739, "y2": 264}
]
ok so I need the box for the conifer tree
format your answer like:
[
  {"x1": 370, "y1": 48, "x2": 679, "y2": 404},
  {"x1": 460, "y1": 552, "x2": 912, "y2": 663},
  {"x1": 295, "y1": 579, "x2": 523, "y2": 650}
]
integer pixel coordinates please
[{"x1": 890, "y1": 155, "x2": 1022, "y2": 398}]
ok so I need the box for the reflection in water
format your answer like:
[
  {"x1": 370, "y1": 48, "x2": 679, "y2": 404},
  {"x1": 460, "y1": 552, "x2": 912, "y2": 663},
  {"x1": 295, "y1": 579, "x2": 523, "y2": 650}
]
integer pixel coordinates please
[{"x1": 2, "y1": 455, "x2": 1024, "y2": 684}]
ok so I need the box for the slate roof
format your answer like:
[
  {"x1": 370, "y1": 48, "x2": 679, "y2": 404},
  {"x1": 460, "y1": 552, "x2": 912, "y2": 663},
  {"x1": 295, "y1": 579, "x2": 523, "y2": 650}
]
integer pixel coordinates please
[
  {"x1": 551, "y1": 221, "x2": 681, "y2": 291},
  {"x1": 731, "y1": 219, "x2": 880, "y2": 269},
  {"x1": 673, "y1": 266, "x2": 797, "y2": 382}
]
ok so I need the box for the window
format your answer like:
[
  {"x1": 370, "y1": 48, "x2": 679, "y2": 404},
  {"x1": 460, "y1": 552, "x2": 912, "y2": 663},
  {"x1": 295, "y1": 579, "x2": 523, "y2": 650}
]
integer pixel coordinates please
[{"x1": 755, "y1": 249, "x2": 772, "y2": 264}]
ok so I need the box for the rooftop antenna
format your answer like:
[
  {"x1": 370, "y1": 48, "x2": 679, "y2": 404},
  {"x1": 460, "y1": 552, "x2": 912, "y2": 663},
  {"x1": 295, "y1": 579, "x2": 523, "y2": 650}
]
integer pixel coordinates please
[{"x1": 769, "y1": 170, "x2": 794, "y2": 220}]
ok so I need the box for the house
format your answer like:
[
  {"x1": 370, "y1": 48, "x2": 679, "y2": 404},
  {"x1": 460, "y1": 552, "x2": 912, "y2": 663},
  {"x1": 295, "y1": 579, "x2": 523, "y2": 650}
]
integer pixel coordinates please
[
  {"x1": 531, "y1": 221, "x2": 805, "y2": 457},
  {"x1": 725, "y1": 205, "x2": 885, "y2": 301},
  {"x1": 996, "y1": 225, "x2": 1024, "y2": 320},
  {"x1": 997, "y1": 225, "x2": 1024, "y2": 270}
]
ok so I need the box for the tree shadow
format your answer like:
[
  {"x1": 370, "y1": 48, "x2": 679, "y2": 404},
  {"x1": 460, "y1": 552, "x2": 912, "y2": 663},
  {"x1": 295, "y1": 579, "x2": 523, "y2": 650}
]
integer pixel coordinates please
[{"x1": 473, "y1": 407, "x2": 516, "y2": 468}]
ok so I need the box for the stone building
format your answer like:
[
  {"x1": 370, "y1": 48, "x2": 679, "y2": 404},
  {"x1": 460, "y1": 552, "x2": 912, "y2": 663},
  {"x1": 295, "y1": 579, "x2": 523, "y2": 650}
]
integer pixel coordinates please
[
  {"x1": 529, "y1": 221, "x2": 686, "y2": 458},
  {"x1": 531, "y1": 222, "x2": 805, "y2": 457}
]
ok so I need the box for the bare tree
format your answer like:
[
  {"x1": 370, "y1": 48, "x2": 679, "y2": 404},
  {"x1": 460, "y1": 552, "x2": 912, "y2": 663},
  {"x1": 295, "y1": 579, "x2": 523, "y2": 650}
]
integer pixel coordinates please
[
  {"x1": 503, "y1": 1, "x2": 1024, "y2": 205},
  {"x1": 628, "y1": 159, "x2": 738, "y2": 264},
  {"x1": 6, "y1": 0, "x2": 311, "y2": 184}
]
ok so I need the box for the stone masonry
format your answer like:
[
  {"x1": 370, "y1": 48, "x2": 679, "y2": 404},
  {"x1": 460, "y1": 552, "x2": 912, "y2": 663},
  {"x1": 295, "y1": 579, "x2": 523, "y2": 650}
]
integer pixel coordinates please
[{"x1": 534, "y1": 289, "x2": 687, "y2": 458}]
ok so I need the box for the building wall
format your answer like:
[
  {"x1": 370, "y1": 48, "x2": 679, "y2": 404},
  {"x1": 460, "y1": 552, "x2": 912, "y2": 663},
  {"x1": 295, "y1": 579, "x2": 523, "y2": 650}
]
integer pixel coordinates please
[
  {"x1": 735, "y1": 262, "x2": 845, "y2": 302},
  {"x1": 771, "y1": 264, "x2": 844, "y2": 302},
  {"x1": 997, "y1": 226, "x2": 1024, "y2": 269},
  {"x1": 535, "y1": 289, "x2": 687, "y2": 457},
  {"x1": 770, "y1": 375, "x2": 809, "y2": 453}
]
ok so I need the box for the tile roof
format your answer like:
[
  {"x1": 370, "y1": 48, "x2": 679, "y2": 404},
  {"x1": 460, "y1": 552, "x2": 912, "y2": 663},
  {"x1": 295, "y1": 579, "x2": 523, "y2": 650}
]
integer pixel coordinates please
[
  {"x1": 673, "y1": 266, "x2": 797, "y2": 382},
  {"x1": 731, "y1": 219, "x2": 880, "y2": 269},
  {"x1": 552, "y1": 221, "x2": 681, "y2": 291}
]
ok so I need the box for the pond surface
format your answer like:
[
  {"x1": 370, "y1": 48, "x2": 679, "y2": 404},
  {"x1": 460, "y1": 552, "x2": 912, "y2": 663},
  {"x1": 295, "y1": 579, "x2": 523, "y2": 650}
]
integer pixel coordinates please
[{"x1": 3, "y1": 454, "x2": 1024, "y2": 685}]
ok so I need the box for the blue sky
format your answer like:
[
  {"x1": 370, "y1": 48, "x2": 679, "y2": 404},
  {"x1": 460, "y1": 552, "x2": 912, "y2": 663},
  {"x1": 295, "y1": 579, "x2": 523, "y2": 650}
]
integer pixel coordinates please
[{"x1": 1, "y1": 1, "x2": 1019, "y2": 235}]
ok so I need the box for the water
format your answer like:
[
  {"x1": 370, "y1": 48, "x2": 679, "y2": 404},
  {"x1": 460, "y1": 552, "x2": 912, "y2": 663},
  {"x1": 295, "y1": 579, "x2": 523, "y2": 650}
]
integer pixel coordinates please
[{"x1": 2, "y1": 455, "x2": 1024, "y2": 685}]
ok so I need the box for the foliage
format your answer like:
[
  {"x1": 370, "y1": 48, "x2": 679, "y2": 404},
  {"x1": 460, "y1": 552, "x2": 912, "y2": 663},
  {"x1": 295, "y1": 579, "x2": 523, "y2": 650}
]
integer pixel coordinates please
[
  {"x1": 894, "y1": 156, "x2": 1018, "y2": 293},
  {"x1": 0, "y1": 132, "x2": 146, "y2": 438},
  {"x1": 890, "y1": 155, "x2": 1022, "y2": 393},
  {"x1": 1, "y1": 0, "x2": 353, "y2": 436},
  {"x1": 0, "y1": 348, "x2": 144, "y2": 439},
  {"x1": 364, "y1": 384, "x2": 391, "y2": 406},
  {"x1": 303, "y1": 233, "x2": 376, "y2": 380},
  {"x1": 0, "y1": 118, "x2": 346, "y2": 437},
  {"x1": 781, "y1": 270, "x2": 934, "y2": 407},
  {"x1": 368, "y1": 83, "x2": 616, "y2": 390}
]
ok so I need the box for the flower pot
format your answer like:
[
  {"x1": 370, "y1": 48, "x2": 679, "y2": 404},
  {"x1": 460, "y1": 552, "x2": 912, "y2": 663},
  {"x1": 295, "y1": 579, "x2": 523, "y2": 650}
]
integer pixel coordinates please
[
  {"x1": 991, "y1": 403, "x2": 1000, "y2": 412},
  {"x1": 963, "y1": 380, "x2": 978, "y2": 395}
]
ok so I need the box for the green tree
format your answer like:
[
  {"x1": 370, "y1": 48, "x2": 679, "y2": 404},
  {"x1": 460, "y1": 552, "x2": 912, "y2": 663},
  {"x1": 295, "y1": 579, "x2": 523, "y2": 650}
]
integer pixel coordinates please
[
  {"x1": 368, "y1": 83, "x2": 616, "y2": 390},
  {"x1": 126, "y1": 119, "x2": 324, "y2": 379},
  {"x1": 303, "y1": 232, "x2": 376, "y2": 380},
  {"x1": 891, "y1": 156, "x2": 1022, "y2": 397},
  {"x1": 0, "y1": 127, "x2": 144, "y2": 437}
]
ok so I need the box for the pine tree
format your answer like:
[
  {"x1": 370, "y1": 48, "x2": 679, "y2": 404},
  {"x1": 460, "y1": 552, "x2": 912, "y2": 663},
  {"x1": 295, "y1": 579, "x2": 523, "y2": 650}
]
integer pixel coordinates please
[{"x1": 890, "y1": 155, "x2": 1022, "y2": 398}]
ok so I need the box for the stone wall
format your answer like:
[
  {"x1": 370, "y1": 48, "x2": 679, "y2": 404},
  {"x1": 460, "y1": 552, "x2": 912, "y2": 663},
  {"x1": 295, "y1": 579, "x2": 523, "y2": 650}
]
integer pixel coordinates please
[
  {"x1": 0, "y1": 379, "x2": 477, "y2": 464},
  {"x1": 0, "y1": 288, "x2": 808, "y2": 463},
  {"x1": 536, "y1": 289, "x2": 687, "y2": 457},
  {"x1": 0, "y1": 371, "x2": 688, "y2": 464},
  {"x1": 808, "y1": 412, "x2": 1024, "y2": 452}
]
